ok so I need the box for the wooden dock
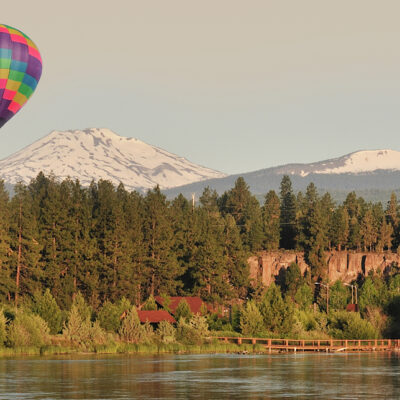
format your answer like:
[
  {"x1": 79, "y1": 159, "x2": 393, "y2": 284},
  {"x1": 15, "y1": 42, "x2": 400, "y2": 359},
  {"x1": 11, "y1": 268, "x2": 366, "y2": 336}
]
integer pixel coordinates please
[{"x1": 214, "y1": 336, "x2": 400, "y2": 352}]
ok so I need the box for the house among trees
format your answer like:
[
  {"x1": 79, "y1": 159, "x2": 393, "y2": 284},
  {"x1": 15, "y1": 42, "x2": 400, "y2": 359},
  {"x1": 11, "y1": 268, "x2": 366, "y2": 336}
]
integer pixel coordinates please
[
  {"x1": 155, "y1": 296, "x2": 211, "y2": 316},
  {"x1": 137, "y1": 310, "x2": 176, "y2": 326}
]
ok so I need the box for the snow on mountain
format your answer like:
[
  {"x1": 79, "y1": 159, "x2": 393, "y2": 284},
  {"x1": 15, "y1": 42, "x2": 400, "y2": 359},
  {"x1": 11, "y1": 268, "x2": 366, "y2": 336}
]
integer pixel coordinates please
[
  {"x1": 165, "y1": 149, "x2": 400, "y2": 202},
  {"x1": 271, "y1": 149, "x2": 400, "y2": 177},
  {"x1": 313, "y1": 150, "x2": 400, "y2": 175},
  {"x1": 0, "y1": 128, "x2": 226, "y2": 191}
]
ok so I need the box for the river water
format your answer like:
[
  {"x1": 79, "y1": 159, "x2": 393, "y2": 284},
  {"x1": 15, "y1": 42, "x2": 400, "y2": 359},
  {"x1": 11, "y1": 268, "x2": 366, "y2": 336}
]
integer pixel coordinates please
[{"x1": 1, "y1": 352, "x2": 399, "y2": 399}]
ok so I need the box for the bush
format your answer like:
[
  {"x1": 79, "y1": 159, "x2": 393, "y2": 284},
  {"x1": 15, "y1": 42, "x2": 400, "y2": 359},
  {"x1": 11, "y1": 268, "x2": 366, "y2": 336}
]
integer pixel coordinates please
[
  {"x1": 239, "y1": 301, "x2": 263, "y2": 336},
  {"x1": 72, "y1": 292, "x2": 92, "y2": 321},
  {"x1": 0, "y1": 310, "x2": 7, "y2": 346},
  {"x1": 176, "y1": 314, "x2": 209, "y2": 345},
  {"x1": 328, "y1": 311, "x2": 379, "y2": 339},
  {"x1": 143, "y1": 295, "x2": 157, "y2": 311},
  {"x1": 97, "y1": 301, "x2": 124, "y2": 333},
  {"x1": 175, "y1": 299, "x2": 192, "y2": 321},
  {"x1": 259, "y1": 283, "x2": 294, "y2": 335},
  {"x1": 156, "y1": 320, "x2": 176, "y2": 344},
  {"x1": 294, "y1": 284, "x2": 313, "y2": 310},
  {"x1": 32, "y1": 289, "x2": 63, "y2": 334},
  {"x1": 63, "y1": 304, "x2": 107, "y2": 347},
  {"x1": 8, "y1": 312, "x2": 50, "y2": 347},
  {"x1": 119, "y1": 306, "x2": 144, "y2": 343},
  {"x1": 207, "y1": 313, "x2": 232, "y2": 332}
]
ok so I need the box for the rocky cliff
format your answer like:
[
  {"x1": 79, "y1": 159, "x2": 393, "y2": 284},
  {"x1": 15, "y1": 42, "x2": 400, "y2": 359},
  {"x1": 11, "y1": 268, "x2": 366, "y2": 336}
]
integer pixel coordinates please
[{"x1": 248, "y1": 251, "x2": 400, "y2": 286}]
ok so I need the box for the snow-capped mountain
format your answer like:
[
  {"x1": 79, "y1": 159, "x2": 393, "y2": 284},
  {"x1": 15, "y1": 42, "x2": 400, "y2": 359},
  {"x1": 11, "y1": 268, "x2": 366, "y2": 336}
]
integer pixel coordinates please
[
  {"x1": 0, "y1": 128, "x2": 226, "y2": 191},
  {"x1": 273, "y1": 150, "x2": 400, "y2": 177},
  {"x1": 165, "y1": 149, "x2": 400, "y2": 202}
]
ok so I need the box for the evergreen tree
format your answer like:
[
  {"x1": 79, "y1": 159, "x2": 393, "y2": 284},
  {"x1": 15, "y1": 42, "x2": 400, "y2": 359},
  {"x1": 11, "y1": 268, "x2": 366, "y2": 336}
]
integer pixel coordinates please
[
  {"x1": 259, "y1": 282, "x2": 294, "y2": 334},
  {"x1": 143, "y1": 186, "x2": 180, "y2": 296},
  {"x1": 279, "y1": 176, "x2": 297, "y2": 249},
  {"x1": 220, "y1": 177, "x2": 263, "y2": 251},
  {"x1": 262, "y1": 190, "x2": 281, "y2": 250},
  {"x1": 32, "y1": 288, "x2": 63, "y2": 334},
  {"x1": 330, "y1": 206, "x2": 349, "y2": 251},
  {"x1": 239, "y1": 300, "x2": 264, "y2": 336},
  {"x1": 386, "y1": 192, "x2": 399, "y2": 249},
  {"x1": 344, "y1": 192, "x2": 362, "y2": 250},
  {"x1": 0, "y1": 181, "x2": 12, "y2": 301},
  {"x1": 9, "y1": 184, "x2": 43, "y2": 305},
  {"x1": 300, "y1": 183, "x2": 328, "y2": 279}
]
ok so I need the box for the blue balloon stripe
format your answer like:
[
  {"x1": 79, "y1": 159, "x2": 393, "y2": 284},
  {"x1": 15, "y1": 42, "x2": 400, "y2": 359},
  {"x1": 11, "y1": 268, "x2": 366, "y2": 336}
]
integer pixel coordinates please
[
  {"x1": 0, "y1": 48, "x2": 11, "y2": 59},
  {"x1": 22, "y1": 73, "x2": 38, "y2": 90},
  {"x1": 10, "y1": 59, "x2": 27, "y2": 73}
]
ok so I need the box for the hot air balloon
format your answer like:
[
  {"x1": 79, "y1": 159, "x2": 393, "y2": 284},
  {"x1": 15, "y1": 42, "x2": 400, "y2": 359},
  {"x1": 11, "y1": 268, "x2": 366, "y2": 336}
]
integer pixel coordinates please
[{"x1": 0, "y1": 24, "x2": 42, "y2": 128}]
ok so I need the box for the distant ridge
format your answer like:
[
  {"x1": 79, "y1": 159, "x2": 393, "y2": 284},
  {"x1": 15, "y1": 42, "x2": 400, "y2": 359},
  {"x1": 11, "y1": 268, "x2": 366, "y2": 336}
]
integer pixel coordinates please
[
  {"x1": 0, "y1": 128, "x2": 226, "y2": 192},
  {"x1": 165, "y1": 150, "x2": 400, "y2": 202}
]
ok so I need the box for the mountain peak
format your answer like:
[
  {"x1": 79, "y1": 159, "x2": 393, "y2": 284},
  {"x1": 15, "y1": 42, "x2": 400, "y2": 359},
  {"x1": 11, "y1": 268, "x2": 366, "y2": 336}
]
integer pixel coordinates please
[
  {"x1": 0, "y1": 128, "x2": 226, "y2": 191},
  {"x1": 313, "y1": 149, "x2": 400, "y2": 175}
]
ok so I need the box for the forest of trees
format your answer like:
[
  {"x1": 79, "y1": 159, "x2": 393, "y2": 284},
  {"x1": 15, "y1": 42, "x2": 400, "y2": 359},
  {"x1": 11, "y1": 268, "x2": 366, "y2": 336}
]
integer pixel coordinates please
[
  {"x1": 0, "y1": 172, "x2": 400, "y2": 310},
  {"x1": 0, "y1": 172, "x2": 399, "y2": 343}
]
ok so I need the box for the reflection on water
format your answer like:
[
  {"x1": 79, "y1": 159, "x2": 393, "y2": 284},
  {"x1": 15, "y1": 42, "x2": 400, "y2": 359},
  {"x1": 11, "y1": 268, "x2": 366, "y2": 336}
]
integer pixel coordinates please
[{"x1": 0, "y1": 352, "x2": 399, "y2": 399}]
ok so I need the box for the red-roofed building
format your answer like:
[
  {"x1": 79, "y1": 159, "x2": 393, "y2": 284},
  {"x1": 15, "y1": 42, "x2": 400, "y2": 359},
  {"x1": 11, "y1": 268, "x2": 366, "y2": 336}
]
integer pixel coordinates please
[
  {"x1": 137, "y1": 310, "x2": 176, "y2": 324},
  {"x1": 346, "y1": 304, "x2": 359, "y2": 312},
  {"x1": 155, "y1": 296, "x2": 212, "y2": 315}
]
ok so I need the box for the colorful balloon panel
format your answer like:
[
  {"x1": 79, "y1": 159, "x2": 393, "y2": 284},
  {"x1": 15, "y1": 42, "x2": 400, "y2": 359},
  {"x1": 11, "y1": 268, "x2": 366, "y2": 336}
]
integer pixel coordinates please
[{"x1": 0, "y1": 24, "x2": 42, "y2": 128}]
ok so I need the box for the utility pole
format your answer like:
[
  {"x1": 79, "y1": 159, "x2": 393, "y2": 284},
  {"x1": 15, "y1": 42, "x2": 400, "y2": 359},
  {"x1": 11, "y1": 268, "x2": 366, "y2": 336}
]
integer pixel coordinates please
[
  {"x1": 344, "y1": 283, "x2": 358, "y2": 305},
  {"x1": 315, "y1": 282, "x2": 330, "y2": 314},
  {"x1": 191, "y1": 193, "x2": 195, "y2": 212}
]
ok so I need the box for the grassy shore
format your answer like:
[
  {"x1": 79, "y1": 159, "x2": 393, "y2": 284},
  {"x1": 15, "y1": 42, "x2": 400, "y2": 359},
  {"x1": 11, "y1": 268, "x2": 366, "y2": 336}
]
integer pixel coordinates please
[{"x1": 0, "y1": 341, "x2": 268, "y2": 358}]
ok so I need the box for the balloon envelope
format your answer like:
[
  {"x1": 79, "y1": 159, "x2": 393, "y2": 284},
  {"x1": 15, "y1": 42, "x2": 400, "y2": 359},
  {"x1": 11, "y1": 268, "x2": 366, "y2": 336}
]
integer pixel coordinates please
[{"x1": 0, "y1": 24, "x2": 42, "y2": 128}]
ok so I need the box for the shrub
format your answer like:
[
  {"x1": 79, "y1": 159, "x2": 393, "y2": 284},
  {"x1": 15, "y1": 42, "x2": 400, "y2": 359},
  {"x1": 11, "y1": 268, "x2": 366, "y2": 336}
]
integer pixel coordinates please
[
  {"x1": 32, "y1": 289, "x2": 63, "y2": 334},
  {"x1": 97, "y1": 301, "x2": 124, "y2": 333},
  {"x1": 328, "y1": 311, "x2": 379, "y2": 339},
  {"x1": 175, "y1": 299, "x2": 192, "y2": 321},
  {"x1": 294, "y1": 284, "x2": 313, "y2": 310},
  {"x1": 240, "y1": 301, "x2": 263, "y2": 336},
  {"x1": 207, "y1": 313, "x2": 232, "y2": 331},
  {"x1": 0, "y1": 309, "x2": 7, "y2": 346},
  {"x1": 141, "y1": 321, "x2": 154, "y2": 344},
  {"x1": 71, "y1": 292, "x2": 92, "y2": 321},
  {"x1": 143, "y1": 295, "x2": 157, "y2": 311},
  {"x1": 8, "y1": 312, "x2": 50, "y2": 347},
  {"x1": 156, "y1": 321, "x2": 176, "y2": 344},
  {"x1": 259, "y1": 283, "x2": 294, "y2": 335},
  {"x1": 63, "y1": 304, "x2": 107, "y2": 347},
  {"x1": 119, "y1": 306, "x2": 143, "y2": 343},
  {"x1": 329, "y1": 281, "x2": 349, "y2": 311},
  {"x1": 176, "y1": 314, "x2": 209, "y2": 345}
]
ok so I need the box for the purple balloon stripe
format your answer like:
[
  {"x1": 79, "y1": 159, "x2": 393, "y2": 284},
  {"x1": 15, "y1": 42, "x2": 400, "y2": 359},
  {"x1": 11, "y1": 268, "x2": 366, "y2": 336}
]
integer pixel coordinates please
[
  {"x1": 26, "y1": 56, "x2": 42, "y2": 81},
  {"x1": 10, "y1": 42, "x2": 29, "y2": 63},
  {"x1": 0, "y1": 32, "x2": 12, "y2": 49}
]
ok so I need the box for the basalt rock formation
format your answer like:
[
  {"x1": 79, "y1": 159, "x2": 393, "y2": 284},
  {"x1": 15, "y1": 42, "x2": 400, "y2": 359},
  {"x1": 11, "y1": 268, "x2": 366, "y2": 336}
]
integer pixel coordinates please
[{"x1": 248, "y1": 251, "x2": 400, "y2": 286}]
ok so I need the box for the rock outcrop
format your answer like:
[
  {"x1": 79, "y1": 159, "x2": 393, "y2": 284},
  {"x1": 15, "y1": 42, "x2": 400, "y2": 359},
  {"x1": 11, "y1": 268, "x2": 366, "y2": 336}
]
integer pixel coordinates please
[{"x1": 248, "y1": 250, "x2": 400, "y2": 286}]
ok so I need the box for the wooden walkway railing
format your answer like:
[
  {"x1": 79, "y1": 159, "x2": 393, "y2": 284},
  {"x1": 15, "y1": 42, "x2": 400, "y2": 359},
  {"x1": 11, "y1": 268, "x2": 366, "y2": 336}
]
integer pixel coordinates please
[{"x1": 213, "y1": 337, "x2": 400, "y2": 352}]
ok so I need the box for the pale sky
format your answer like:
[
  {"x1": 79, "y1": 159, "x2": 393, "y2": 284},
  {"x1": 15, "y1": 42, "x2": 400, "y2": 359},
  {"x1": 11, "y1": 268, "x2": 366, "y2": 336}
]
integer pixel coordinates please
[{"x1": 1, "y1": 0, "x2": 400, "y2": 174}]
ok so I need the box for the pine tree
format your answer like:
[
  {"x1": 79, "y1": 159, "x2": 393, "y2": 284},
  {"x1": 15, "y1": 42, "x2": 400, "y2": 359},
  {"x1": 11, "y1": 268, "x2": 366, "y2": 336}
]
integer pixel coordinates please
[
  {"x1": 187, "y1": 207, "x2": 227, "y2": 302},
  {"x1": 300, "y1": 183, "x2": 328, "y2": 279},
  {"x1": 0, "y1": 181, "x2": 12, "y2": 301},
  {"x1": 262, "y1": 190, "x2": 281, "y2": 250},
  {"x1": 331, "y1": 206, "x2": 349, "y2": 251},
  {"x1": 222, "y1": 214, "x2": 249, "y2": 300},
  {"x1": 9, "y1": 184, "x2": 43, "y2": 305},
  {"x1": 344, "y1": 192, "x2": 362, "y2": 250},
  {"x1": 386, "y1": 192, "x2": 399, "y2": 249},
  {"x1": 279, "y1": 176, "x2": 297, "y2": 249},
  {"x1": 143, "y1": 186, "x2": 180, "y2": 297},
  {"x1": 220, "y1": 177, "x2": 263, "y2": 251}
]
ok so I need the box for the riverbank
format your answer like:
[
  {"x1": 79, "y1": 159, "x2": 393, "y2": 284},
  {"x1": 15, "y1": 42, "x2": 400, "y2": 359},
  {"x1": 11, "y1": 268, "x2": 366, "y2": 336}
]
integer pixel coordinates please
[
  {"x1": 0, "y1": 341, "x2": 267, "y2": 358},
  {"x1": 1, "y1": 336, "x2": 399, "y2": 358}
]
